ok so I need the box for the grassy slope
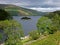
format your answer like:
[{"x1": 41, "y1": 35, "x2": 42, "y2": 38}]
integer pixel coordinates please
[
  {"x1": 0, "y1": 4, "x2": 45, "y2": 16},
  {"x1": 28, "y1": 31, "x2": 60, "y2": 45}
]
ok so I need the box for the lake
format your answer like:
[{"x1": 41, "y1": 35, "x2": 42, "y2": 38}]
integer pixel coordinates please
[{"x1": 13, "y1": 16, "x2": 41, "y2": 36}]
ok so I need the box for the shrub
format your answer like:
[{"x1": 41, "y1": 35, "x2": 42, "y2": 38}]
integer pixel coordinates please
[
  {"x1": 29, "y1": 30, "x2": 40, "y2": 40},
  {"x1": 37, "y1": 16, "x2": 54, "y2": 35},
  {"x1": 0, "y1": 20, "x2": 24, "y2": 45}
]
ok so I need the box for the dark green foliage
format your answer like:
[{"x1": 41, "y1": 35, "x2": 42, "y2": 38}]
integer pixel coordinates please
[
  {"x1": 0, "y1": 33, "x2": 3, "y2": 40},
  {"x1": 53, "y1": 10, "x2": 60, "y2": 15},
  {"x1": 0, "y1": 9, "x2": 12, "y2": 20},
  {"x1": 45, "y1": 10, "x2": 60, "y2": 19},
  {"x1": 51, "y1": 14, "x2": 60, "y2": 31},
  {"x1": 45, "y1": 11, "x2": 60, "y2": 31},
  {"x1": 45, "y1": 13, "x2": 55, "y2": 19}
]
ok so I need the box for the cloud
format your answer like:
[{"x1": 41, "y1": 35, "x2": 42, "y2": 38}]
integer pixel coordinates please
[
  {"x1": 0, "y1": 0, "x2": 60, "y2": 12},
  {"x1": 30, "y1": 7, "x2": 60, "y2": 12},
  {"x1": 0, "y1": 0, "x2": 60, "y2": 7}
]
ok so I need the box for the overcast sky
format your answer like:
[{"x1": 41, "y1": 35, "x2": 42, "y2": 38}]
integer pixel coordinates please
[{"x1": 0, "y1": 0, "x2": 60, "y2": 12}]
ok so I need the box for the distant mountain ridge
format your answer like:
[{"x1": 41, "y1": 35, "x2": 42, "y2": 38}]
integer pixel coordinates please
[{"x1": 0, "y1": 4, "x2": 46, "y2": 16}]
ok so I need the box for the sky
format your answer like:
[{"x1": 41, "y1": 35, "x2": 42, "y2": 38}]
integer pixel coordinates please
[{"x1": 0, "y1": 0, "x2": 60, "y2": 12}]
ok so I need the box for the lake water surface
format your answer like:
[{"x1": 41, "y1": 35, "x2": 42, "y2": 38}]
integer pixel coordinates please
[{"x1": 13, "y1": 16, "x2": 41, "y2": 35}]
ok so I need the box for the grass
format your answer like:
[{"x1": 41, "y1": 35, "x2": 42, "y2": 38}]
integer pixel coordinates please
[
  {"x1": 21, "y1": 37, "x2": 31, "y2": 44},
  {"x1": 27, "y1": 31, "x2": 60, "y2": 45}
]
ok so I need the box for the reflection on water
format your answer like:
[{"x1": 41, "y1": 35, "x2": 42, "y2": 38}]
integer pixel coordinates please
[{"x1": 13, "y1": 16, "x2": 41, "y2": 35}]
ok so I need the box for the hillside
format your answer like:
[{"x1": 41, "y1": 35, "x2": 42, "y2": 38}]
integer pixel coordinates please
[
  {"x1": 0, "y1": 4, "x2": 45, "y2": 16},
  {"x1": 45, "y1": 10, "x2": 60, "y2": 18},
  {"x1": 27, "y1": 31, "x2": 60, "y2": 45}
]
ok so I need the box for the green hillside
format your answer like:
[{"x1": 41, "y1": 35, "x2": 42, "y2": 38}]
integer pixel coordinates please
[
  {"x1": 28, "y1": 31, "x2": 60, "y2": 45},
  {"x1": 0, "y1": 4, "x2": 45, "y2": 16},
  {"x1": 45, "y1": 10, "x2": 60, "y2": 18},
  {"x1": 24, "y1": 10, "x2": 60, "y2": 45}
]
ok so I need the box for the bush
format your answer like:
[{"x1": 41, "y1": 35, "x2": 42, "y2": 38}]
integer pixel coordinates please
[
  {"x1": 0, "y1": 20, "x2": 24, "y2": 45},
  {"x1": 29, "y1": 30, "x2": 40, "y2": 40},
  {"x1": 37, "y1": 16, "x2": 54, "y2": 35},
  {"x1": 45, "y1": 12, "x2": 60, "y2": 31}
]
